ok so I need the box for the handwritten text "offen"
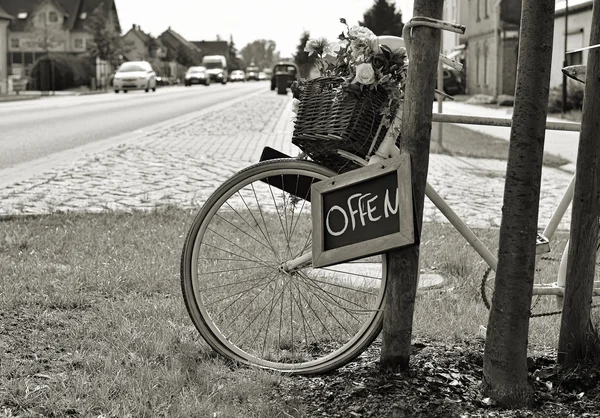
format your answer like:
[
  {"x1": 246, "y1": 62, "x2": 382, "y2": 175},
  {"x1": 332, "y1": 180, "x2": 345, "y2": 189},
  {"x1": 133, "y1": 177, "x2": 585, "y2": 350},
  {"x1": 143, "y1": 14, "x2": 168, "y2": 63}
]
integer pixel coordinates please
[{"x1": 325, "y1": 188, "x2": 399, "y2": 237}]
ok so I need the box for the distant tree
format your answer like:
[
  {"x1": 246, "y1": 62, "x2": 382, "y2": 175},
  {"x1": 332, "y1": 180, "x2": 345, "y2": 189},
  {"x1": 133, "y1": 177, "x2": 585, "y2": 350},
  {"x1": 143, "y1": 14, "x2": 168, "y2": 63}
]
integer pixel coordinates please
[
  {"x1": 146, "y1": 36, "x2": 159, "y2": 59},
  {"x1": 228, "y1": 35, "x2": 243, "y2": 71},
  {"x1": 175, "y1": 45, "x2": 196, "y2": 68},
  {"x1": 360, "y1": 0, "x2": 405, "y2": 36},
  {"x1": 85, "y1": 8, "x2": 128, "y2": 68},
  {"x1": 240, "y1": 40, "x2": 278, "y2": 70},
  {"x1": 293, "y1": 31, "x2": 315, "y2": 78}
]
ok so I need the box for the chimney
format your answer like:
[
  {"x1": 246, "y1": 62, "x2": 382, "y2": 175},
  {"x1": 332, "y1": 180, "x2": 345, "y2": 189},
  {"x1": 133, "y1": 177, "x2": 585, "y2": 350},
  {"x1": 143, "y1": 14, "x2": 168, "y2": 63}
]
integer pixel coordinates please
[{"x1": 132, "y1": 23, "x2": 136, "y2": 30}]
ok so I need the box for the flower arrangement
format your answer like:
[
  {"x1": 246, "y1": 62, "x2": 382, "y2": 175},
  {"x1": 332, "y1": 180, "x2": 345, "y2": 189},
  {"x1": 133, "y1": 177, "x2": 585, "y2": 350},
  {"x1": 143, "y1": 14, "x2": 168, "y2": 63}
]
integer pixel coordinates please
[{"x1": 293, "y1": 18, "x2": 409, "y2": 126}]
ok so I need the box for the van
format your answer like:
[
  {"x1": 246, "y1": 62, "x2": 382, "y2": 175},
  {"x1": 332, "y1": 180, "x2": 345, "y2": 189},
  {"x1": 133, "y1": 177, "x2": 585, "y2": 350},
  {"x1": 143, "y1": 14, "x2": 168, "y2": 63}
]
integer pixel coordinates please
[{"x1": 201, "y1": 55, "x2": 228, "y2": 84}]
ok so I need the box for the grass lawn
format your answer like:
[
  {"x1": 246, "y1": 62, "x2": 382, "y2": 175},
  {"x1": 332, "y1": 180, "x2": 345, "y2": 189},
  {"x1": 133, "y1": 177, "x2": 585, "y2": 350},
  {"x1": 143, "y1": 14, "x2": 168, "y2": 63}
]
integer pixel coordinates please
[
  {"x1": 0, "y1": 122, "x2": 596, "y2": 417},
  {"x1": 2, "y1": 208, "x2": 598, "y2": 417}
]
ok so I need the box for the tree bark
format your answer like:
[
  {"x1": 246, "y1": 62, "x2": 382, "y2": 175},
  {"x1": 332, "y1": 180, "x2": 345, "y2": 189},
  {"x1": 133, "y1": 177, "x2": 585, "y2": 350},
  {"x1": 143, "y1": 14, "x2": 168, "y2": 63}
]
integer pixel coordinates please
[
  {"x1": 557, "y1": 0, "x2": 600, "y2": 366},
  {"x1": 380, "y1": 0, "x2": 443, "y2": 371},
  {"x1": 482, "y1": 0, "x2": 555, "y2": 408}
]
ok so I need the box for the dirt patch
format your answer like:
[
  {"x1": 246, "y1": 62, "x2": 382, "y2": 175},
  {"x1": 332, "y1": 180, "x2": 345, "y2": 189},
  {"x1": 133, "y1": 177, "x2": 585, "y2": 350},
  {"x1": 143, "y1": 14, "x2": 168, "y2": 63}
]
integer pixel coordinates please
[{"x1": 269, "y1": 338, "x2": 600, "y2": 417}]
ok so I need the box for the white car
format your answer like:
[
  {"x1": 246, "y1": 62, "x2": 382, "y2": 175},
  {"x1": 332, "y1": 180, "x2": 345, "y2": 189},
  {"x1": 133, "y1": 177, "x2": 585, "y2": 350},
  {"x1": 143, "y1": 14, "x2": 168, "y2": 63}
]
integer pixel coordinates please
[{"x1": 113, "y1": 61, "x2": 157, "y2": 93}]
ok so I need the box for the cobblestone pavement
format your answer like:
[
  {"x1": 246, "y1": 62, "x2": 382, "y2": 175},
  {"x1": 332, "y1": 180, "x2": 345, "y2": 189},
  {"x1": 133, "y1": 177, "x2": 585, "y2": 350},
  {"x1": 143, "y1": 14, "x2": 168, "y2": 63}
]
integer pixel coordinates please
[{"x1": 0, "y1": 91, "x2": 573, "y2": 231}]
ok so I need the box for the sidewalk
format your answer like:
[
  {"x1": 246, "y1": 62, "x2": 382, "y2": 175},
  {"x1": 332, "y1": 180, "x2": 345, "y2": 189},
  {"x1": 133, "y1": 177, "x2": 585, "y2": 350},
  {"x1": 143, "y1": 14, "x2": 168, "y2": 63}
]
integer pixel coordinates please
[
  {"x1": 0, "y1": 91, "x2": 573, "y2": 231},
  {"x1": 434, "y1": 100, "x2": 580, "y2": 167}
]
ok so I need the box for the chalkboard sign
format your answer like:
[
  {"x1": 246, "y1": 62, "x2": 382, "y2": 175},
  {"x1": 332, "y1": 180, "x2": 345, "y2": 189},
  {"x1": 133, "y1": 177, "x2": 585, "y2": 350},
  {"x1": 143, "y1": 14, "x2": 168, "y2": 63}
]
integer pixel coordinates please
[{"x1": 311, "y1": 154, "x2": 415, "y2": 268}]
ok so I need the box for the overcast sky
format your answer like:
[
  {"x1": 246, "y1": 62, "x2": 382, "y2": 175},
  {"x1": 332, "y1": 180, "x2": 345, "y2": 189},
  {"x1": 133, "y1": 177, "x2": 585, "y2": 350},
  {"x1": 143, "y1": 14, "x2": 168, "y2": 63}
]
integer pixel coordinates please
[{"x1": 116, "y1": 0, "x2": 414, "y2": 58}]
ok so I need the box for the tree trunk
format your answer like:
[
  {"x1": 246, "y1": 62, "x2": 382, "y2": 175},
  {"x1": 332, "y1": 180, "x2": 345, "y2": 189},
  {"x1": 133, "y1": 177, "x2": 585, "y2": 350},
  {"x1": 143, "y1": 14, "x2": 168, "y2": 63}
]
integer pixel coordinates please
[
  {"x1": 482, "y1": 0, "x2": 555, "y2": 408},
  {"x1": 557, "y1": 0, "x2": 600, "y2": 366},
  {"x1": 380, "y1": 0, "x2": 443, "y2": 371}
]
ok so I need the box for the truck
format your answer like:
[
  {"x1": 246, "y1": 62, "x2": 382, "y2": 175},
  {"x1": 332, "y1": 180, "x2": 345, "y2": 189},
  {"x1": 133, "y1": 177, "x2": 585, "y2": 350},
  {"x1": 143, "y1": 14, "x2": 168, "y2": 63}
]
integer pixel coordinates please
[{"x1": 201, "y1": 55, "x2": 228, "y2": 84}]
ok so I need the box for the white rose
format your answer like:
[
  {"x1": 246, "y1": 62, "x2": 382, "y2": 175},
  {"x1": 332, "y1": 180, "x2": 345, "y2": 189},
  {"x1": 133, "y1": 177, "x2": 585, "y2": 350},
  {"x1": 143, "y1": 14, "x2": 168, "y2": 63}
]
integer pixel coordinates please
[
  {"x1": 352, "y1": 63, "x2": 376, "y2": 85},
  {"x1": 291, "y1": 98, "x2": 300, "y2": 114}
]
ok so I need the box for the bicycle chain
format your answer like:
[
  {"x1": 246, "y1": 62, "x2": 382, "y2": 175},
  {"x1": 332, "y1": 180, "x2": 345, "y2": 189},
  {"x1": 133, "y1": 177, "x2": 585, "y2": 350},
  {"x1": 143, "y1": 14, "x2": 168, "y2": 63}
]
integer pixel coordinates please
[{"x1": 479, "y1": 262, "x2": 600, "y2": 318}]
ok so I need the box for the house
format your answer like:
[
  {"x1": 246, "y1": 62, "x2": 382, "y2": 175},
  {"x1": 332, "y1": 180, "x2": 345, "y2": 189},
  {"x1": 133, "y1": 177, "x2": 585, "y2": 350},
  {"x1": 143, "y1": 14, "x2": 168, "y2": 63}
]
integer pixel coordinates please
[
  {"x1": 158, "y1": 27, "x2": 202, "y2": 80},
  {"x1": 441, "y1": 0, "x2": 469, "y2": 63},
  {"x1": 122, "y1": 23, "x2": 154, "y2": 61},
  {"x1": 550, "y1": 0, "x2": 593, "y2": 88},
  {"x1": 0, "y1": 5, "x2": 12, "y2": 94},
  {"x1": 0, "y1": 0, "x2": 121, "y2": 92},
  {"x1": 460, "y1": 0, "x2": 521, "y2": 97}
]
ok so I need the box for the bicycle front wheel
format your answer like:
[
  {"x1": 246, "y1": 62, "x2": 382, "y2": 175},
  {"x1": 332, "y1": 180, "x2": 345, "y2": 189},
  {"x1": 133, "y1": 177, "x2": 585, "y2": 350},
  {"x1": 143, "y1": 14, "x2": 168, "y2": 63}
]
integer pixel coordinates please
[{"x1": 181, "y1": 159, "x2": 387, "y2": 374}]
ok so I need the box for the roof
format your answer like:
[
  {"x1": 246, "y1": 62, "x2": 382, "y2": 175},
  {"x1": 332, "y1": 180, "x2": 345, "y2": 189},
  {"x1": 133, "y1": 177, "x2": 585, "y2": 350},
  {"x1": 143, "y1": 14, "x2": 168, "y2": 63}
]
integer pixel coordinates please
[
  {"x1": 0, "y1": 5, "x2": 13, "y2": 20},
  {"x1": 0, "y1": 0, "x2": 120, "y2": 32},
  {"x1": 159, "y1": 27, "x2": 201, "y2": 53},
  {"x1": 124, "y1": 24, "x2": 152, "y2": 44}
]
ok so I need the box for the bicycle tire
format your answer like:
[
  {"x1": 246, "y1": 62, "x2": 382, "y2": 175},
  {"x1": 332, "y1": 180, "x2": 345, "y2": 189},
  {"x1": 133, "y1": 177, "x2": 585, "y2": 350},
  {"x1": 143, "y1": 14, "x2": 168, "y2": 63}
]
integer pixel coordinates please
[{"x1": 180, "y1": 159, "x2": 388, "y2": 374}]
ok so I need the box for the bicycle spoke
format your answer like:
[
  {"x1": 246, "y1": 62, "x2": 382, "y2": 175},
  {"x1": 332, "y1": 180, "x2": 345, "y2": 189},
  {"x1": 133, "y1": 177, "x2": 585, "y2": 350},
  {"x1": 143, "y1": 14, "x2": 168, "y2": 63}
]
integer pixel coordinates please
[
  {"x1": 215, "y1": 212, "x2": 274, "y2": 255},
  {"x1": 251, "y1": 183, "x2": 276, "y2": 254},
  {"x1": 181, "y1": 160, "x2": 387, "y2": 374},
  {"x1": 233, "y1": 277, "x2": 290, "y2": 346},
  {"x1": 217, "y1": 271, "x2": 278, "y2": 330},
  {"x1": 231, "y1": 192, "x2": 278, "y2": 258},
  {"x1": 206, "y1": 227, "x2": 274, "y2": 269},
  {"x1": 296, "y1": 270, "x2": 377, "y2": 318},
  {"x1": 205, "y1": 272, "x2": 275, "y2": 309}
]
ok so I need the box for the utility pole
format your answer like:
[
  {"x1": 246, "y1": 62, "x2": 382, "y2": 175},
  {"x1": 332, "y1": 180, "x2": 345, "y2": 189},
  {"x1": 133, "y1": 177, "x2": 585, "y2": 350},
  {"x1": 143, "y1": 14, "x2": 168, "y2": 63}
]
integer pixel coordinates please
[{"x1": 562, "y1": 0, "x2": 569, "y2": 113}]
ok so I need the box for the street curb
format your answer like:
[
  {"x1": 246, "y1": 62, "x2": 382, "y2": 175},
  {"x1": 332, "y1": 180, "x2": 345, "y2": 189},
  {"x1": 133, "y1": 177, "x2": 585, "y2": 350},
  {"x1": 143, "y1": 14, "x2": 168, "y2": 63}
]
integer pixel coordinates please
[{"x1": 0, "y1": 88, "x2": 269, "y2": 190}]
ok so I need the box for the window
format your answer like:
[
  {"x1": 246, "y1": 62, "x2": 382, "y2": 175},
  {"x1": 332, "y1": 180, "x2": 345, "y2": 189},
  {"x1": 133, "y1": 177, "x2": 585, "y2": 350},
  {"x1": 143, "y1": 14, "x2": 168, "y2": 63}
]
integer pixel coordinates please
[
  {"x1": 11, "y1": 52, "x2": 23, "y2": 64},
  {"x1": 10, "y1": 38, "x2": 19, "y2": 49},
  {"x1": 475, "y1": 44, "x2": 481, "y2": 86},
  {"x1": 567, "y1": 51, "x2": 583, "y2": 66},
  {"x1": 485, "y1": 0, "x2": 489, "y2": 18},
  {"x1": 566, "y1": 30, "x2": 584, "y2": 66},
  {"x1": 476, "y1": 0, "x2": 481, "y2": 21},
  {"x1": 24, "y1": 52, "x2": 34, "y2": 65},
  {"x1": 48, "y1": 11, "x2": 58, "y2": 22},
  {"x1": 74, "y1": 38, "x2": 84, "y2": 49},
  {"x1": 483, "y1": 42, "x2": 489, "y2": 85}
]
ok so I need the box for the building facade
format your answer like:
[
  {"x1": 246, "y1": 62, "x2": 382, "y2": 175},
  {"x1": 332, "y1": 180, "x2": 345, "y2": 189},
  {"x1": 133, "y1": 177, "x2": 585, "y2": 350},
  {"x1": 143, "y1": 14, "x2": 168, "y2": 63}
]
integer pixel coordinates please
[
  {"x1": 122, "y1": 24, "x2": 153, "y2": 61},
  {"x1": 0, "y1": 0, "x2": 120, "y2": 92},
  {"x1": 158, "y1": 27, "x2": 202, "y2": 80},
  {"x1": 462, "y1": 0, "x2": 521, "y2": 97},
  {"x1": 550, "y1": 0, "x2": 593, "y2": 88},
  {"x1": 0, "y1": 6, "x2": 11, "y2": 94}
]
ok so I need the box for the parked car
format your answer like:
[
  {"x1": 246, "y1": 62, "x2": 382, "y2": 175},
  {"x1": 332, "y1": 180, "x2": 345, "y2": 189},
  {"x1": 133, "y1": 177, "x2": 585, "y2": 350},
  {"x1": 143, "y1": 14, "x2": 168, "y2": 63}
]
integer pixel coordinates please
[
  {"x1": 185, "y1": 66, "x2": 211, "y2": 86},
  {"x1": 229, "y1": 70, "x2": 246, "y2": 82},
  {"x1": 258, "y1": 71, "x2": 268, "y2": 81},
  {"x1": 442, "y1": 66, "x2": 465, "y2": 96},
  {"x1": 113, "y1": 61, "x2": 157, "y2": 93},
  {"x1": 270, "y1": 62, "x2": 299, "y2": 94},
  {"x1": 156, "y1": 76, "x2": 170, "y2": 86},
  {"x1": 245, "y1": 66, "x2": 260, "y2": 81}
]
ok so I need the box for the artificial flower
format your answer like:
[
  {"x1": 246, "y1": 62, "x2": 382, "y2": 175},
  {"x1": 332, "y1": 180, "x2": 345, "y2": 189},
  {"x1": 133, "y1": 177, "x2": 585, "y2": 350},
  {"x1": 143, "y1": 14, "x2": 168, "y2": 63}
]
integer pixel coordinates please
[
  {"x1": 353, "y1": 63, "x2": 376, "y2": 85},
  {"x1": 295, "y1": 19, "x2": 408, "y2": 127},
  {"x1": 304, "y1": 37, "x2": 333, "y2": 57}
]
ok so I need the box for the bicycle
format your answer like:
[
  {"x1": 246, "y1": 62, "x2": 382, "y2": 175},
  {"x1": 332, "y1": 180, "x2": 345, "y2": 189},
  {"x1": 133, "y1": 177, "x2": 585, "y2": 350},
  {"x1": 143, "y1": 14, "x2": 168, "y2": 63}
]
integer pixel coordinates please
[{"x1": 180, "y1": 30, "x2": 600, "y2": 375}]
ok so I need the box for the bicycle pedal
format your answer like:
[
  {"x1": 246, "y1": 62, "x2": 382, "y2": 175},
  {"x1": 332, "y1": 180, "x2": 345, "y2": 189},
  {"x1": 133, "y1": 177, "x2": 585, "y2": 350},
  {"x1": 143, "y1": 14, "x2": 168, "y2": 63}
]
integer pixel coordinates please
[{"x1": 536, "y1": 233, "x2": 550, "y2": 254}]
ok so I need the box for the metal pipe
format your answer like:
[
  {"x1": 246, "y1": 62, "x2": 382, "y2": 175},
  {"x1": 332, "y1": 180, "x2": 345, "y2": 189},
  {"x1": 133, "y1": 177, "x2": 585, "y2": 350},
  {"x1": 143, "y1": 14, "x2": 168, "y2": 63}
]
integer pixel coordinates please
[{"x1": 432, "y1": 112, "x2": 581, "y2": 131}]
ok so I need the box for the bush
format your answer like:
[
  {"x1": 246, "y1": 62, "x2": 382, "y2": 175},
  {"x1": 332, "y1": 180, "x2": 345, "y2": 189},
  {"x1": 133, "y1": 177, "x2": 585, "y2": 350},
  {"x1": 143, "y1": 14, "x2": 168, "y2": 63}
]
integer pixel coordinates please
[
  {"x1": 31, "y1": 54, "x2": 95, "y2": 91},
  {"x1": 548, "y1": 81, "x2": 584, "y2": 113}
]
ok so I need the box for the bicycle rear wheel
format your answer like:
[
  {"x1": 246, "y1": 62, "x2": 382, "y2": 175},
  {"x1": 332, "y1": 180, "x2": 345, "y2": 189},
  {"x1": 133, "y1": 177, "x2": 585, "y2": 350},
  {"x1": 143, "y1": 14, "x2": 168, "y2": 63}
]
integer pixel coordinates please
[{"x1": 180, "y1": 159, "x2": 387, "y2": 374}]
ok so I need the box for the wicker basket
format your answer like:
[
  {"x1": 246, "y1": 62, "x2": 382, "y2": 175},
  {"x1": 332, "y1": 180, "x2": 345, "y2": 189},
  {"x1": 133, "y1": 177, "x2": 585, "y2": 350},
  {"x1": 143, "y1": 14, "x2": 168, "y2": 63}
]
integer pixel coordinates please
[{"x1": 292, "y1": 77, "x2": 389, "y2": 173}]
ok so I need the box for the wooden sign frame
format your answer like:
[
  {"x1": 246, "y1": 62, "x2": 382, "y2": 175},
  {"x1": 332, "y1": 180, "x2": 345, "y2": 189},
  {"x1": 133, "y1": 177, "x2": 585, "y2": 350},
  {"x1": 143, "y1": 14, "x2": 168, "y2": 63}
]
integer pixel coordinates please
[{"x1": 311, "y1": 153, "x2": 415, "y2": 268}]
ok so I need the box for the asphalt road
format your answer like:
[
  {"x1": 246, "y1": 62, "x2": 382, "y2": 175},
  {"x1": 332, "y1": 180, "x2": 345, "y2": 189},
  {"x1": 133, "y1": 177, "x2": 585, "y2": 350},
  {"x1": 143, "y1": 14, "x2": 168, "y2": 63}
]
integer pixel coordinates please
[{"x1": 0, "y1": 82, "x2": 268, "y2": 170}]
